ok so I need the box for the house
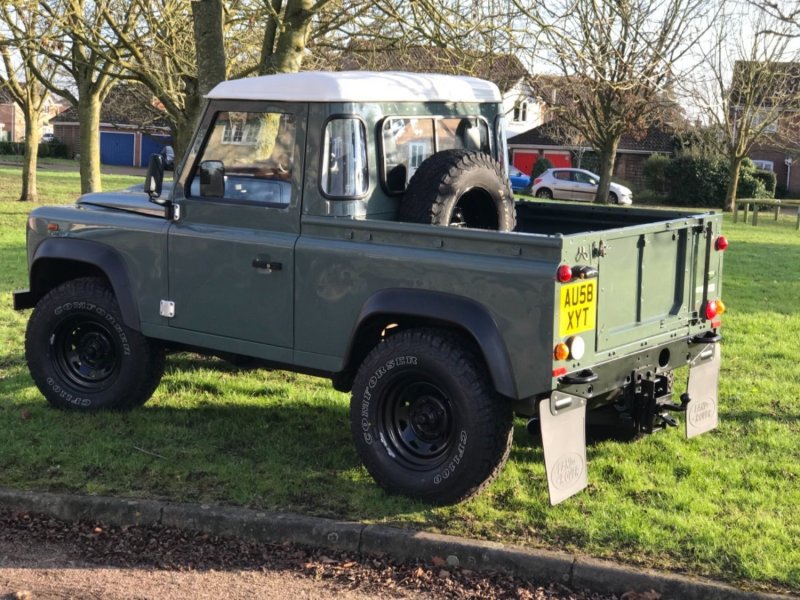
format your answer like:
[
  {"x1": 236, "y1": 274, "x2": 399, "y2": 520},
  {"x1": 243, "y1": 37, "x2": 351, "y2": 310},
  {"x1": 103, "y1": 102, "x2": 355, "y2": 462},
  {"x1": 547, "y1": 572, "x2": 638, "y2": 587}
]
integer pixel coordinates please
[
  {"x1": 0, "y1": 87, "x2": 65, "y2": 142},
  {"x1": 339, "y1": 46, "x2": 546, "y2": 137},
  {"x1": 508, "y1": 120, "x2": 676, "y2": 186},
  {"x1": 52, "y1": 84, "x2": 172, "y2": 167},
  {"x1": 730, "y1": 60, "x2": 800, "y2": 195}
]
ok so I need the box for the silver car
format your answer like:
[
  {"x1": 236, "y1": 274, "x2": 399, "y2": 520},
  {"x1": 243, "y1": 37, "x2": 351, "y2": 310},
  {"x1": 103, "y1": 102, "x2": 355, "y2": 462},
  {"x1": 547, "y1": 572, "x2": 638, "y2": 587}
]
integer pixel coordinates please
[{"x1": 530, "y1": 168, "x2": 633, "y2": 205}]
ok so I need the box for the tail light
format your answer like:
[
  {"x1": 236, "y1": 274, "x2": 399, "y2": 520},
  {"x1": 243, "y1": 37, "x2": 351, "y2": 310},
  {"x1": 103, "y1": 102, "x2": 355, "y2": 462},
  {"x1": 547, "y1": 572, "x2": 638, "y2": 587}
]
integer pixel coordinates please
[
  {"x1": 556, "y1": 264, "x2": 573, "y2": 282},
  {"x1": 705, "y1": 298, "x2": 726, "y2": 320},
  {"x1": 534, "y1": 177, "x2": 542, "y2": 185}
]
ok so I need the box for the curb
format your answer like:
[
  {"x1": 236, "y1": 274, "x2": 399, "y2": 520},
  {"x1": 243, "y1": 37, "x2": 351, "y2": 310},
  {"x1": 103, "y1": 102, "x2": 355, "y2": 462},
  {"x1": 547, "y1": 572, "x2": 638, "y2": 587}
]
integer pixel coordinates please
[{"x1": 0, "y1": 487, "x2": 792, "y2": 600}]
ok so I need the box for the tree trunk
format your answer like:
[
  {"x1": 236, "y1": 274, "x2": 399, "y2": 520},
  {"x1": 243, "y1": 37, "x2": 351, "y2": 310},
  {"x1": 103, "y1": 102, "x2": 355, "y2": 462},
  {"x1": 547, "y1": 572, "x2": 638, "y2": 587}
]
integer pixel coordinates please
[
  {"x1": 594, "y1": 137, "x2": 619, "y2": 204},
  {"x1": 78, "y1": 96, "x2": 102, "y2": 194},
  {"x1": 724, "y1": 156, "x2": 743, "y2": 212},
  {"x1": 262, "y1": 0, "x2": 312, "y2": 74},
  {"x1": 19, "y1": 111, "x2": 40, "y2": 202},
  {"x1": 171, "y1": 115, "x2": 196, "y2": 174},
  {"x1": 192, "y1": 0, "x2": 226, "y2": 96}
]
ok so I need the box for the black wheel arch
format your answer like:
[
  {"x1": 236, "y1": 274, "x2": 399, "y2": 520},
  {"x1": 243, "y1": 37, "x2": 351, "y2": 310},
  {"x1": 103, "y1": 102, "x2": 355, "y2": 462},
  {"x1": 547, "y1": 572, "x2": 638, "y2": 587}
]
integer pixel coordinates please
[
  {"x1": 24, "y1": 238, "x2": 141, "y2": 331},
  {"x1": 338, "y1": 289, "x2": 517, "y2": 399}
]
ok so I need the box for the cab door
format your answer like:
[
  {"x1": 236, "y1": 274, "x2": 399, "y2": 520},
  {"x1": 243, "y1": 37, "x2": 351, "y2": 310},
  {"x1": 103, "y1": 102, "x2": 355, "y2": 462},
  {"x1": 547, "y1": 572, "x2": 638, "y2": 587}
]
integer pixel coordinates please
[{"x1": 167, "y1": 102, "x2": 307, "y2": 360}]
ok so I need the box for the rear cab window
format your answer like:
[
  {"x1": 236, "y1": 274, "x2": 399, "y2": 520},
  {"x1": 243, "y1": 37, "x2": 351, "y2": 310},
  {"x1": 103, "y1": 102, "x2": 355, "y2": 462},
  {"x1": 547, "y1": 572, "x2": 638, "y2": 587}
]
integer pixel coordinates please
[{"x1": 381, "y1": 116, "x2": 490, "y2": 193}]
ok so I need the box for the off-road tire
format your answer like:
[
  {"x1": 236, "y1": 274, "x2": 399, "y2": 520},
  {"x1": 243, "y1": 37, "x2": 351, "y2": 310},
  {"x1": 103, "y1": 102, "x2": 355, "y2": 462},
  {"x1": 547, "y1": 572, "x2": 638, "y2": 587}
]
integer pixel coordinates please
[
  {"x1": 535, "y1": 188, "x2": 553, "y2": 199},
  {"x1": 398, "y1": 150, "x2": 516, "y2": 231},
  {"x1": 350, "y1": 328, "x2": 513, "y2": 505},
  {"x1": 25, "y1": 277, "x2": 164, "y2": 410}
]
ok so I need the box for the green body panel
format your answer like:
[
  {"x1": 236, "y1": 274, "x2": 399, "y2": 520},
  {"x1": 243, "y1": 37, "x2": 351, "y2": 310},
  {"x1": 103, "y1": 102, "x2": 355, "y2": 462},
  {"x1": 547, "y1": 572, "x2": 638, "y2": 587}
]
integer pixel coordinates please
[{"x1": 19, "y1": 96, "x2": 724, "y2": 405}]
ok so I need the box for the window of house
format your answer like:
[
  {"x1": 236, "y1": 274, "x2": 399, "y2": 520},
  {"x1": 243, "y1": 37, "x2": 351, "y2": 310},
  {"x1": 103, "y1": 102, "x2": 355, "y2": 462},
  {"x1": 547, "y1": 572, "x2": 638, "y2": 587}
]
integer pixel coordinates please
[
  {"x1": 753, "y1": 159, "x2": 774, "y2": 171},
  {"x1": 381, "y1": 116, "x2": 490, "y2": 192},
  {"x1": 753, "y1": 110, "x2": 778, "y2": 134},
  {"x1": 321, "y1": 117, "x2": 369, "y2": 197},
  {"x1": 189, "y1": 110, "x2": 296, "y2": 206},
  {"x1": 513, "y1": 99, "x2": 528, "y2": 123}
]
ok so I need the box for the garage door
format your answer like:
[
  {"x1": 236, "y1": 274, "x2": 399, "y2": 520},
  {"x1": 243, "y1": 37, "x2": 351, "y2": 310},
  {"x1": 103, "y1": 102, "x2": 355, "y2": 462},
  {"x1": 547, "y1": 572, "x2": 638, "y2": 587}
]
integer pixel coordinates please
[
  {"x1": 100, "y1": 132, "x2": 135, "y2": 166},
  {"x1": 140, "y1": 135, "x2": 172, "y2": 167},
  {"x1": 544, "y1": 152, "x2": 572, "y2": 168},
  {"x1": 512, "y1": 151, "x2": 537, "y2": 175}
]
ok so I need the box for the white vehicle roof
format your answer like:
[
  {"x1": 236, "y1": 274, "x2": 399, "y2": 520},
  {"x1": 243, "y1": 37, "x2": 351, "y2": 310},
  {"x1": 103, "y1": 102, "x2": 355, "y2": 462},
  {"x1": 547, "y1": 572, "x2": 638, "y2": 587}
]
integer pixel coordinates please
[{"x1": 206, "y1": 71, "x2": 501, "y2": 104}]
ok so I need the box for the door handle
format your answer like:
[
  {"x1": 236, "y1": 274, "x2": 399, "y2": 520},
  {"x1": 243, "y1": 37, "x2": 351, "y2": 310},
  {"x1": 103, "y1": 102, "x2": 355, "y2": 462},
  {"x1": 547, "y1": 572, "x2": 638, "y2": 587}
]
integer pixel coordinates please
[{"x1": 252, "y1": 257, "x2": 282, "y2": 273}]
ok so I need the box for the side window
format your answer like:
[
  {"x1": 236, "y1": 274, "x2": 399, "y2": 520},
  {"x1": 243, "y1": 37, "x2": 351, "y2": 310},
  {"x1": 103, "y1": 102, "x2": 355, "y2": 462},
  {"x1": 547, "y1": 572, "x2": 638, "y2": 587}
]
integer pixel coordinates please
[
  {"x1": 554, "y1": 171, "x2": 570, "y2": 181},
  {"x1": 321, "y1": 118, "x2": 368, "y2": 197},
  {"x1": 189, "y1": 110, "x2": 296, "y2": 207},
  {"x1": 382, "y1": 118, "x2": 435, "y2": 192}
]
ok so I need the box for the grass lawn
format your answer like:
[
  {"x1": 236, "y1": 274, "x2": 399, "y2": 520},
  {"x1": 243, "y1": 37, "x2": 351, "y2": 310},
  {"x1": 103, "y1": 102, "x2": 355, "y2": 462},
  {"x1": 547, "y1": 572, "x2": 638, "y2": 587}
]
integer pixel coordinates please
[{"x1": 1, "y1": 166, "x2": 799, "y2": 594}]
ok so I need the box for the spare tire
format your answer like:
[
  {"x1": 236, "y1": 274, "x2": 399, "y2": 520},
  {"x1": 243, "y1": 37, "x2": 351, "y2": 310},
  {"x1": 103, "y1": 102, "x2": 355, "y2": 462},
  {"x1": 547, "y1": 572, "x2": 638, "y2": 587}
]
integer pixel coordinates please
[{"x1": 398, "y1": 150, "x2": 516, "y2": 231}]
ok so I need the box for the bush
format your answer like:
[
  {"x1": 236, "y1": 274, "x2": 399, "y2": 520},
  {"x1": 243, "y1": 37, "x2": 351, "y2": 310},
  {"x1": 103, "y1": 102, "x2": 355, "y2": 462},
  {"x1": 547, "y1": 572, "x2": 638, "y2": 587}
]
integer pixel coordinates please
[
  {"x1": 642, "y1": 154, "x2": 670, "y2": 193},
  {"x1": 664, "y1": 155, "x2": 729, "y2": 207},
  {"x1": 0, "y1": 141, "x2": 69, "y2": 158},
  {"x1": 753, "y1": 169, "x2": 777, "y2": 197},
  {"x1": 531, "y1": 157, "x2": 553, "y2": 178},
  {"x1": 737, "y1": 158, "x2": 772, "y2": 199}
]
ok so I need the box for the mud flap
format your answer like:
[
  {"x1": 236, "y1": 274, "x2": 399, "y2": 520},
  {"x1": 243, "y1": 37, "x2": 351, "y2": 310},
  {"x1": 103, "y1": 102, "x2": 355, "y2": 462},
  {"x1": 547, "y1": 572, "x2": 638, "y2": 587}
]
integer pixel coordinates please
[
  {"x1": 685, "y1": 344, "x2": 721, "y2": 439},
  {"x1": 539, "y1": 393, "x2": 587, "y2": 505}
]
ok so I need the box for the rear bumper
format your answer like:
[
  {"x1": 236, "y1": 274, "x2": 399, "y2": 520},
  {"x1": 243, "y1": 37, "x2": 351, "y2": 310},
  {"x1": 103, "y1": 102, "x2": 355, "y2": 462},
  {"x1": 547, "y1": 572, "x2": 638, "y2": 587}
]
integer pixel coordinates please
[
  {"x1": 12, "y1": 289, "x2": 35, "y2": 310},
  {"x1": 557, "y1": 335, "x2": 720, "y2": 408}
]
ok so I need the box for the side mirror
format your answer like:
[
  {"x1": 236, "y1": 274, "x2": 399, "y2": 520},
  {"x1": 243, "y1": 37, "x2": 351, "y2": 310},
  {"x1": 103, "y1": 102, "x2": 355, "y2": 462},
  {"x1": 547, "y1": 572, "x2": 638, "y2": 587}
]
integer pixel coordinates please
[
  {"x1": 199, "y1": 160, "x2": 225, "y2": 197},
  {"x1": 144, "y1": 153, "x2": 165, "y2": 204}
]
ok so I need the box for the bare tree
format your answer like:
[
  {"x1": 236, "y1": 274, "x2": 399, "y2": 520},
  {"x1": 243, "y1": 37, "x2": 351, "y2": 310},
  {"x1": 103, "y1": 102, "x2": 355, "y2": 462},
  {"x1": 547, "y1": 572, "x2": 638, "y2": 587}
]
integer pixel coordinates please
[
  {"x1": 0, "y1": 3, "x2": 60, "y2": 201},
  {"x1": 518, "y1": 0, "x2": 711, "y2": 204},
  {"x1": 685, "y1": 5, "x2": 800, "y2": 210},
  {"x1": 26, "y1": 0, "x2": 140, "y2": 194}
]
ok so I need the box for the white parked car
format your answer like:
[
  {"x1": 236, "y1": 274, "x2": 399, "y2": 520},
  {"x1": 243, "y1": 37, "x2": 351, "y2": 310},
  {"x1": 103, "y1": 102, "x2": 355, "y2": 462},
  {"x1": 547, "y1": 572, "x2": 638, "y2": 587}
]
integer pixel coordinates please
[{"x1": 530, "y1": 168, "x2": 633, "y2": 205}]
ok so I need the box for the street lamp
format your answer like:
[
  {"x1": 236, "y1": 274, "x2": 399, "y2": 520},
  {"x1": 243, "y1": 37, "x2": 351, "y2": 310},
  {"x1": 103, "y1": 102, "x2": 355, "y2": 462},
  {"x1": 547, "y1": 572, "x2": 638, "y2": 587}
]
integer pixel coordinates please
[{"x1": 785, "y1": 157, "x2": 793, "y2": 193}]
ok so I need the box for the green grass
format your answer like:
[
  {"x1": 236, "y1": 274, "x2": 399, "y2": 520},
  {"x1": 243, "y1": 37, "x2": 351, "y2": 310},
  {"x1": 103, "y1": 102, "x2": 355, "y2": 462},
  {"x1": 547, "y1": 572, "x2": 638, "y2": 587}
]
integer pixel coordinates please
[{"x1": 1, "y1": 166, "x2": 799, "y2": 593}]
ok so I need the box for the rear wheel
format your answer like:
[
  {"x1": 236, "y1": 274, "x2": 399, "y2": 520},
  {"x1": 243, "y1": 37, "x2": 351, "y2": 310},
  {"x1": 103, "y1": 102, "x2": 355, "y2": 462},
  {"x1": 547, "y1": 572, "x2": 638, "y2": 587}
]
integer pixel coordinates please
[
  {"x1": 25, "y1": 277, "x2": 164, "y2": 410},
  {"x1": 350, "y1": 328, "x2": 513, "y2": 504},
  {"x1": 535, "y1": 188, "x2": 553, "y2": 199}
]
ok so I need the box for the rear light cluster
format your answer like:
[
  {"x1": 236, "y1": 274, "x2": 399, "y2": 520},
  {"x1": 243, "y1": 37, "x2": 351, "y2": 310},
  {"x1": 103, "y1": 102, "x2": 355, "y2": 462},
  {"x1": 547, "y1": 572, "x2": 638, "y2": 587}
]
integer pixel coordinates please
[
  {"x1": 553, "y1": 263, "x2": 591, "y2": 376},
  {"x1": 533, "y1": 177, "x2": 543, "y2": 185},
  {"x1": 705, "y1": 298, "x2": 726, "y2": 320},
  {"x1": 553, "y1": 335, "x2": 586, "y2": 362}
]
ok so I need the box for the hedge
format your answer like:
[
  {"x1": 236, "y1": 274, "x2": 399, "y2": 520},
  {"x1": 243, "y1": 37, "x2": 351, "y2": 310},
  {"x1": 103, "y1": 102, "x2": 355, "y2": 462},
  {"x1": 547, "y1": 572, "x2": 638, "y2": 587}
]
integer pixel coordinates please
[{"x1": 0, "y1": 141, "x2": 69, "y2": 158}]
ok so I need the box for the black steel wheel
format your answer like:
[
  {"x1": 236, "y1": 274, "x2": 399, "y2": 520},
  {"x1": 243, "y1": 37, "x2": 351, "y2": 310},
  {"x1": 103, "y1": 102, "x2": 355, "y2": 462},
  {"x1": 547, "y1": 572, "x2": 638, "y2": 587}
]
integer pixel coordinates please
[
  {"x1": 350, "y1": 328, "x2": 513, "y2": 505},
  {"x1": 25, "y1": 277, "x2": 164, "y2": 410}
]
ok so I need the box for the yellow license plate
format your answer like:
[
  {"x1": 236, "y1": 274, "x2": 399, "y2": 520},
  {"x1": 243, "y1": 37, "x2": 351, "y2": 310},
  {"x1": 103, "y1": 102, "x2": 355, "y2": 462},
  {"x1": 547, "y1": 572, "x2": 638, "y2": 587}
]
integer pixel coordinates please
[{"x1": 559, "y1": 279, "x2": 597, "y2": 337}]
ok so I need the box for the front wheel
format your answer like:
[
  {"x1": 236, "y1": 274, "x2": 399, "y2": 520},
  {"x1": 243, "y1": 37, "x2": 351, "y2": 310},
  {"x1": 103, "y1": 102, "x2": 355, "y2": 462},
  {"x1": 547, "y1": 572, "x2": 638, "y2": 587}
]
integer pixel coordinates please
[
  {"x1": 25, "y1": 277, "x2": 164, "y2": 410},
  {"x1": 350, "y1": 329, "x2": 513, "y2": 505},
  {"x1": 609, "y1": 192, "x2": 619, "y2": 204}
]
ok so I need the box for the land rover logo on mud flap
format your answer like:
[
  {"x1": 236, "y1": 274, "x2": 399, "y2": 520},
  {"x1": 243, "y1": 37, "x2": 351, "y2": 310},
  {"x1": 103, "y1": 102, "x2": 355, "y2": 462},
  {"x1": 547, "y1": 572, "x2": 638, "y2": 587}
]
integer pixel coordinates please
[
  {"x1": 575, "y1": 245, "x2": 590, "y2": 262},
  {"x1": 688, "y1": 397, "x2": 716, "y2": 426},
  {"x1": 550, "y1": 453, "x2": 585, "y2": 490}
]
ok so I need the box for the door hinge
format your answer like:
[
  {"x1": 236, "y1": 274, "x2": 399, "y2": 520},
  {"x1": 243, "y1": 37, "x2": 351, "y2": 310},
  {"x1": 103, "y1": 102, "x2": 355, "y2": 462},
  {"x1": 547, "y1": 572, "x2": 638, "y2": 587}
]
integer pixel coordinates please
[{"x1": 159, "y1": 300, "x2": 176, "y2": 318}]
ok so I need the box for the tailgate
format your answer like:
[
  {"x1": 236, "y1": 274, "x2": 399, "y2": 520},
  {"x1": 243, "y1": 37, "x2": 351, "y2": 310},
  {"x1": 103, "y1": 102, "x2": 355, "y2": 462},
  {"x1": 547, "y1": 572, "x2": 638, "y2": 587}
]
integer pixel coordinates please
[{"x1": 592, "y1": 216, "x2": 722, "y2": 352}]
